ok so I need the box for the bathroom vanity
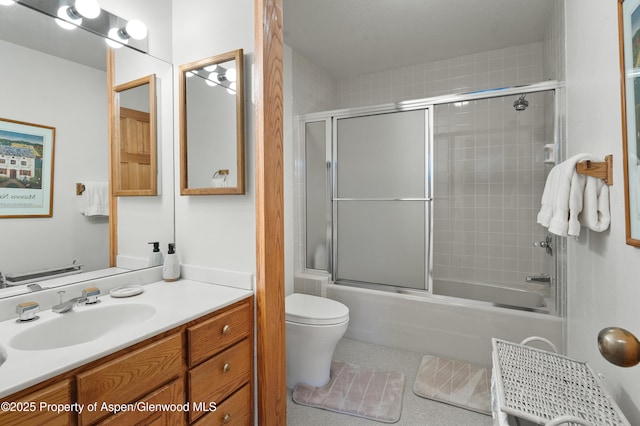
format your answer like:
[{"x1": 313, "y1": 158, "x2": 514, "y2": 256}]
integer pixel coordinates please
[{"x1": 0, "y1": 279, "x2": 253, "y2": 425}]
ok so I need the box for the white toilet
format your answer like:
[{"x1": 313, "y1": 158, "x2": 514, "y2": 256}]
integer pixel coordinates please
[{"x1": 285, "y1": 293, "x2": 349, "y2": 389}]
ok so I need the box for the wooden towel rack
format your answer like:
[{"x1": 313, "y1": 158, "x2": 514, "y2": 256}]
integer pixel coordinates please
[
  {"x1": 76, "y1": 183, "x2": 85, "y2": 195},
  {"x1": 576, "y1": 154, "x2": 613, "y2": 185}
]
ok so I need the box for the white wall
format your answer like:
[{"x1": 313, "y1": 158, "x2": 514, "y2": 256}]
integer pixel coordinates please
[
  {"x1": 113, "y1": 46, "x2": 175, "y2": 266},
  {"x1": 0, "y1": 40, "x2": 109, "y2": 275},
  {"x1": 565, "y1": 0, "x2": 640, "y2": 421},
  {"x1": 98, "y1": 0, "x2": 175, "y2": 267},
  {"x1": 172, "y1": 0, "x2": 256, "y2": 281}
]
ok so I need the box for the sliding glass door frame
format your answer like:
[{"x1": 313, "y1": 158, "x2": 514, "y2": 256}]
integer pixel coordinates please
[{"x1": 330, "y1": 106, "x2": 433, "y2": 292}]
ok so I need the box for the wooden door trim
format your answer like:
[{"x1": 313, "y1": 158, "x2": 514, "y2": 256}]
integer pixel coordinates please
[{"x1": 254, "y1": 0, "x2": 286, "y2": 424}]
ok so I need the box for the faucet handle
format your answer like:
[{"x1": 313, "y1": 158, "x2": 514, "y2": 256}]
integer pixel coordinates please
[
  {"x1": 82, "y1": 287, "x2": 101, "y2": 304},
  {"x1": 16, "y1": 301, "x2": 39, "y2": 322}
]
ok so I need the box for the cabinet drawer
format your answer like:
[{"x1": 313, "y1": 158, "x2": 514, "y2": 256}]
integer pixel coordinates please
[
  {"x1": 188, "y1": 300, "x2": 251, "y2": 366},
  {"x1": 193, "y1": 384, "x2": 251, "y2": 426},
  {"x1": 0, "y1": 380, "x2": 71, "y2": 426},
  {"x1": 188, "y1": 339, "x2": 251, "y2": 423},
  {"x1": 77, "y1": 333, "x2": 184, "y2": 425},
  {"x1": 97, "y1": 377, "x2": 185, "y2": 426}
]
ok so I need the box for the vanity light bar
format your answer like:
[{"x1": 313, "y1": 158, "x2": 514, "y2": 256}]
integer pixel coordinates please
[{"x1": 15, "y1": 0, "x2": 148, "y2": 53}]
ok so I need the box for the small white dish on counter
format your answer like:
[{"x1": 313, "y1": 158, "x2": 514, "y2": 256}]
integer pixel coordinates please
[{"x1": 109, "y1": 285, "x2": 144, "y2": 298}]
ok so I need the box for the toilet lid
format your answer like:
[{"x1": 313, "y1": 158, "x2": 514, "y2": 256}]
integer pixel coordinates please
[{"x1": 285, "y1": 293, "x2": 349, "y2": 325}]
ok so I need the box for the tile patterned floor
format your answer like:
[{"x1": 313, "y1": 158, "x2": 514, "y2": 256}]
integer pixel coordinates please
[{"x1": 287, "y1": 338, "x2": 495, "y2": 425}]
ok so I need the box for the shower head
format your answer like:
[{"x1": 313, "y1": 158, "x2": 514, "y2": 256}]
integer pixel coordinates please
[{"x1": 513, "y1": 94, "x2": 529, "y2": 112}]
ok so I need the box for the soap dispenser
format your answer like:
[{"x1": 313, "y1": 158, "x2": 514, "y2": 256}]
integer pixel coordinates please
[
  {"x1": 162, "y1": 243, "x2": 181, "y2": 282},
  {"x1": 148, "y1": 242, "x2": 164, "y2": 267}
]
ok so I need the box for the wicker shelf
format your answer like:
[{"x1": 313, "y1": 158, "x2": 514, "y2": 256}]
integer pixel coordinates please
[{"x1": 491, "y1": 338, "x2": 630, "y2": 426}]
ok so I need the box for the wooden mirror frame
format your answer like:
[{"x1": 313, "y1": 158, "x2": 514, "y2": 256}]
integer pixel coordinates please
[
  {"x1": 619, "y1": 0, "x2": 640, "y2": 247},
  {"x1": 179, "y1": 49, "x2": 245, "y2": 195},
  {"x1": 112, "y1": 74, "x2": 157, "y2": 197}
]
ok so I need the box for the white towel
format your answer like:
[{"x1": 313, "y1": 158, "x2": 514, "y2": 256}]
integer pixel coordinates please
[
  {"x1": 81, "y1": 181, "x2": 109, "y2": 217},
  {"x1": 537, "y1": 153, "x2": 610, "y2": 237},
  {"x1": 578, "y1": 176, "x2": 610, "y2": 232}
]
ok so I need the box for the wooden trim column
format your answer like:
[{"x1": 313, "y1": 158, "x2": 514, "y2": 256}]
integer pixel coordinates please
[
  {"x1": 106, "y1": 48, "x2": 118, "y2": 267},
  {"x1": 254, "y1": 0, "x2": 286, "y2": 424}
]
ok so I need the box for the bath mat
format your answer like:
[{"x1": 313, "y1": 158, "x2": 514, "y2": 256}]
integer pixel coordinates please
[
  {"x1": 292, "y1": 361, "x2": 405, "y2": 423},
  {"x1": 412, "y1": 355, "x2": 491, "y2": 415}
]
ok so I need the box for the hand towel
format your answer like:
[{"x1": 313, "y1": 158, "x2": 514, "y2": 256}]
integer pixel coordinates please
[
  {"x1": 81, "y1": 181, "x2": 109, "y2": 217},
  {"x1": 578, "y1": 176, "x2": 610, "y2": 232},
  {"x1": 537, "y1": 153, "x2": 595, "y2": 237}
]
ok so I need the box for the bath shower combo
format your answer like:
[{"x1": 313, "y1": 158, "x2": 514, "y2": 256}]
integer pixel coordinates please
[{"x1": 297, "y1": 80, "x2": 565, "y2": 365}]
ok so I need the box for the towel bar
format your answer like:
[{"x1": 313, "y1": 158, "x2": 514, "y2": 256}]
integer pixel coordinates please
[
  {"x1": 76, "y1": 183, "x2": 86, "y2": 195},
  {"x1": 575, "y1": 154, "x2": 613, "y2": 185}
]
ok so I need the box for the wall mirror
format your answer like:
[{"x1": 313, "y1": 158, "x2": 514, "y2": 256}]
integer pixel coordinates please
[
  {"x1": 619, "y1": 0, "x2": 640, "y2": 247},
  {"x1": 179, "y1": 49, "x2": 245, "y2": 195},
  {"x1": 0, "y1": 1, "x2": 174, "y2": 300},
  {"x1": 113, "y1": 74, "x2": 157, "y2": 196}
]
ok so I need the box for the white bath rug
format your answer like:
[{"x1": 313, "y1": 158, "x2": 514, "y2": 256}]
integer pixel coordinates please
[
  {"x1": 292, "y1": 361, "x2": 405, "y2": 423},
  {"x1": 412, "y1": 355, "x2": 491, "y2": 415}
]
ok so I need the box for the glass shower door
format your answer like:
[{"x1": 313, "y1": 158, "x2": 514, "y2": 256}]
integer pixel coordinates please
[{"x1": 333, "y1": 109, "x2": 429, "y2": 290}]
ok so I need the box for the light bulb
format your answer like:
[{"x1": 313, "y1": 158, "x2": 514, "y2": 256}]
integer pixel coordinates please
[
  {"x1": 186, "y1": 71, "x2": 195, "y2": 78},
  {"x1": 227, "y1": 82, "x2": 237, "y2": 95},
  {"x1": 208, "y1": 72, "x2": 219, "y2": 84},
  {"x1": 226, "y1": 68, "x2": 237, "y2": 82},
  {"x1": 105, "y1": 27, "x2": 128, "y2": 48},
  {"x1": 56, "y1": 6, "x2": 81, "y2": 30},
  {"x1": 0, "y1": 0, "x2": 16, "y2": 6},
  {"x1": 204, "y1": 64, "x2": 218, "y2": 72},
  {"x1": 74, "y1": 0, "x2": 100, "y2": 19},
  {"x1": 205, "y1": 78, "x2": 216, "y2": 87},
  {"x1": 125, "y1": 19, "x2": 147, "y2": 40}
]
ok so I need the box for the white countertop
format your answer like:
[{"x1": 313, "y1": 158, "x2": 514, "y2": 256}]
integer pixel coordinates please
[{"x1": 0, "y1": 279, "x2": 252, "y2": 398}]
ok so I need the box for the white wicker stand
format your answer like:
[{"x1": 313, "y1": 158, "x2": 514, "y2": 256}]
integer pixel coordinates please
[{"x1": 491, "y1": 338, "x2": 630, "y2": 426}]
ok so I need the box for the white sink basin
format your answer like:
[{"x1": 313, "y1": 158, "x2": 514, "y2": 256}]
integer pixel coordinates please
[
  {"x1": 0, "y1": 344, "x2": 6, "y2": 367},
  {"x1": 10, "y1": 303, "x2": 157, "y2": 351}
]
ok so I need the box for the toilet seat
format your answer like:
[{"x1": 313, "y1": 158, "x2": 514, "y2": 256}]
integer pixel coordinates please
[{"x1": 285, "y1": 293, "x2": 349, "y2": 326}]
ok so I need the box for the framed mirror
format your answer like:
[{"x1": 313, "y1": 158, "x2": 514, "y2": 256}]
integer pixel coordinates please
[
  {"x1": 0, "y1": 1, "x2": 174, "y2": 300},
  {"x1": 113, "y1": 74, "x2": 157, "y2": 196},
  {"x1": 619, "y1": 0, "x2": 640, "y2": 247},
  {"x1": 179, "y1": 49, "x2": 245, "y2": 195}
]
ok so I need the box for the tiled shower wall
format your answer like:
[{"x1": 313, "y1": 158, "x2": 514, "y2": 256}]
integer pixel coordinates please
[
  {"x1": 432, "y1": 93, "x2": 553, "y2": 287},
  {"x1": 289, "y1": 2, "x2": 566, "y2": 290},
  {"x1": 334, "y1": 42, "x2": 545, "y2": 110}
]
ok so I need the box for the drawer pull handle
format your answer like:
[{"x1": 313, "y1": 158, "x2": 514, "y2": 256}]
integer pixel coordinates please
[
  {"x1": 223, "y1": 413, "x2": 231, "y2": 424},
  {"x1": 222, "y1": 325, "x2": 231, "y2": 335},
  {"x1": 223, "y1": 363, "x2": 231, "y2": 373}
]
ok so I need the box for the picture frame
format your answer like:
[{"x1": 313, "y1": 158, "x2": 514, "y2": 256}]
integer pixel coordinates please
[
  {"x1": 619, "y1": 0, "x2": 640, "y2": 247},
  {"x1": 0, "y1": 117, "x2": 55, "y2": 218}
]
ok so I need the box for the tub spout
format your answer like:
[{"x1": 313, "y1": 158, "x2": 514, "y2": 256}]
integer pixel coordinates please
[{"x1": 526, "y1": 274, "x2": 551, "y2": 284}]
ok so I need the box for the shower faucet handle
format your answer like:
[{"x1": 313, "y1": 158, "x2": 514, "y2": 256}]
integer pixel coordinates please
[{"x1": 533, "y1": 234, "x2": 553, "y2": 256}]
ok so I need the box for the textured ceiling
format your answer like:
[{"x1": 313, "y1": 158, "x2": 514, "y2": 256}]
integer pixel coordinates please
[{"x1": 283, "y1": 0, "x2": 556, "y2": 78}]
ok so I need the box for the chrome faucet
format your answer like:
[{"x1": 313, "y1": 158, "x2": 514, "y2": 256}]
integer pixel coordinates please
[
  {"x1": 52, "y1": 295, "x2": 86, "y2": 313},
  {"x1": 526, "y1": 274, "x2": 551, "y2": 284},
  {"x1": 53, "y1": 287, "x2": 101, "y2": 313}
]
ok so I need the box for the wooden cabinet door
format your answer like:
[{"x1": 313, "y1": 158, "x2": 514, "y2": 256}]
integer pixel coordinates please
[
  {"x1": 0, "y1": 380, "x2": 72, "y2": 426},
  {"x1": 77, "y1": 334, "x2": 184, "y2": 425},
  {"x1": 97, "y1": 377, "x2": 186, "y2": 426}
]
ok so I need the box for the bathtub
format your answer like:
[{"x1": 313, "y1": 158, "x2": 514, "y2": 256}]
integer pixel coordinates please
[
  {"x1": 431, "y1": 279, "x2": 551, "y2": 313},
  {"x1": 327, "y1": 282, "x2": 564, "y2": 366}
]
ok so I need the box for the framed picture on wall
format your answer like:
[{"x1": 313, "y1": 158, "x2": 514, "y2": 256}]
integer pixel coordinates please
[
  {"x1": 0, "y1": 117, "x2": 55, "y2": 218},
  {"x1": 619, "y1": 0, "x2": 640, "y2": 247}
]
